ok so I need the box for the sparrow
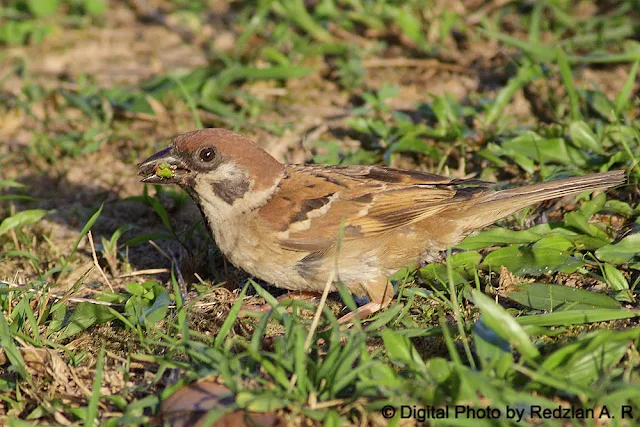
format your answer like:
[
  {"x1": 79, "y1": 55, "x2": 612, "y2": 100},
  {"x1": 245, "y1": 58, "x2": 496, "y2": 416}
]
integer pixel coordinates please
[{"x1": 138, "y1": 128, "x2": 626, "y2": 322}]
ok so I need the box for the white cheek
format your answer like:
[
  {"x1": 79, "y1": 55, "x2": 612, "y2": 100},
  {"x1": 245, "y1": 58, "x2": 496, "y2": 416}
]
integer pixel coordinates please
[
  {"x1": 194, "y1": 179, "x2": 233, "y2": 219},
  {"x1": 211, "y1": 163, "x2": 243, "y2": 182},
  {"x1": 193, "y1": 172, "x2": 281, "y2": 222}
]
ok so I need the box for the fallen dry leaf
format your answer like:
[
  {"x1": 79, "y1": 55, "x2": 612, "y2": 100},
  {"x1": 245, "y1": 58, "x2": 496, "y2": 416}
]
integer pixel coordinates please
[{"x1": 161, "y1": 381, "x2": 279, "y2": 427}]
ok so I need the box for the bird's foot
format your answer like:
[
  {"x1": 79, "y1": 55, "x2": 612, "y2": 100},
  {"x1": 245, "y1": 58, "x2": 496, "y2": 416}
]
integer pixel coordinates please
[{"x1": 336, "y1": 302, "x2": 383, "y2": 329}]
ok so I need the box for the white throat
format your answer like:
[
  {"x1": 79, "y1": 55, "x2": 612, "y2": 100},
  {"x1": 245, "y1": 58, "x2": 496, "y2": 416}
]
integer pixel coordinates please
[{"x1": 191, "y1": 170, "x2": 281, "y2": 228}]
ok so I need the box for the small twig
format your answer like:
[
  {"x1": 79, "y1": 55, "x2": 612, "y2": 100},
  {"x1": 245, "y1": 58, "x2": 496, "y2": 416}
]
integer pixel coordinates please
[
  {"x1": 193, "y1": 272, "x2": 209, "y2": 286},
  {"x1": 115, "y1": 110, "x2": 159, "y2": 122},
  {"x1": 149, "y1": 240, "x2": 190, "y2": 295},
  {"x1": 190, "y1": 301, "x2": 221, "y2": 308},
  {"x1": 362, "y1": 57, "x2": 470, "y2": 74},
  {"x1": 57, "y1": 296, "x2": 122, "y2": 306},
  {"x1": 105, "y1": 350, "x2": 128, "y2": 364},
  {"x1": 8, "y1": 205, "x2": 21, "y2": 252},
  {"x1": 466, "y1": 0, "x2": 514, "y2": 24},
  {"x1": 68, "y1": 364, "x2": 95, "y2": 397},
  {"x1": 10, "y1": 227, "x2": 20, "y2": 252},
  {"x1": 288, "y1": 268, "x2": 336, "y2": 392},
  {"x1": 247, "y1": 88, "x2": 289, "y2": 96},
  {"x1": 222, "y1": 258, "x2": 230, "y2": 285},
  {"x1": 304, "y1": 269, "x2": 336, "y2": 352},
  {"x1": 168, "y1": 249, "x2": 188, "y2": 301},
  {"x1": 148, "y1": 240, "x2": 172, "y2": 263},
  {"x1": 87, "y1": 231, "x2": 113, "y2": 291},
  {"x1": 57, "y1": 266, "x2": 94, "y2": 308},
  {"x1": 312, "y1": 398, "x2": 347, "y2": 410},
  {"x1": 328, "y1": 24, "x2": 372, "y2": 48},
  {"x1": 1, "y1": 279, "x2": 229, "y2": 310},
  {"x1": 0, "y1": 280, "x2": 123, "y2": 307},
  {"x1": 117, "y1": 268, "x2": 171, "y2": 278},
  {"x1": 303, "y1": 124, "x2": 329, "y2": 145}
]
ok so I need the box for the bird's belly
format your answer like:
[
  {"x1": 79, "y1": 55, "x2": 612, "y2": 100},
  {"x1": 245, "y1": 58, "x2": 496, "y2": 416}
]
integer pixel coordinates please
[
  {"x1": 211, "y1": 226, "x2": 384, "y2": 294},
  {"x1": 211, "y1": 222, "x2": 315, "y2": 291},
  {"x1": 209, "y1": 219, "x2": 461, "y2": 295}
]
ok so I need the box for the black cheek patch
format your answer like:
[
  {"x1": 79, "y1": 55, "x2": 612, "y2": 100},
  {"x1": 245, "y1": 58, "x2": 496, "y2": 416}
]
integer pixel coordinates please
[{"x1": 212, "y1": 178, "x2": 251, "y2": 204}]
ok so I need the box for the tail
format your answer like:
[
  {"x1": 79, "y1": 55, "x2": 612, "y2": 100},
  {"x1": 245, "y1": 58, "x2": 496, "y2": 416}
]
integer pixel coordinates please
[{"x1": 459, "y1": 170, "x2": 626, "y2": 230}]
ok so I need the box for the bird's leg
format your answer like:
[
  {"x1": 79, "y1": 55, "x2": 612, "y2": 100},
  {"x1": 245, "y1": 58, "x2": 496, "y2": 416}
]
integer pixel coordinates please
[
  {"x1": 337, "y1": 278, "x2": 394, "y2": 326},
  {"x1": 239, "y1": 291, "x2": 322, "y2": 317}
]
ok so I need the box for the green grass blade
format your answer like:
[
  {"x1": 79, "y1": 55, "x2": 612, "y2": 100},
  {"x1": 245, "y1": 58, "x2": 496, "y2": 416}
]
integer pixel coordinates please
[
  {"x1": 472, "y1": 290, "x2": 540, "y2": 361},
  {"x1": 84, "y1": 345, "x2": 105, "y2": 426},
  {"x1": 516, "y1": 309, "x2": 640, "y2": 326},
  {"x1": 557, "y1": 48, "x2": 581, "y2": 121},
  {"x1": 485, "y1": 63, "x2": 542, "y2": 125},
  {"x1": 615, "y1": 59, "x2": 639, "y2": 115},
  {"x1": 0, "y1": 312, "x2": 28, "y2": 379},
  {"x1": 501, "y1": 282, "x2": 620, "y2": 311},
  {"x1": 0, "y1": 209, "x2": 48, "y2": 237}
]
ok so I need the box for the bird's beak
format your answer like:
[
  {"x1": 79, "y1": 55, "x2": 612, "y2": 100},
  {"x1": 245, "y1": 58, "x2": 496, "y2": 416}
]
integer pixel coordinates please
[{"x1": 137, "y1": 147, "x2": 190, "y2": 184}]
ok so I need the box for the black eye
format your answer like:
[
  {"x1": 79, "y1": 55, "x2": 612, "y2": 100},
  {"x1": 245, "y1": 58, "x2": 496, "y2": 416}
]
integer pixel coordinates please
[{"x1": 199, "y1": 147, "x2": 215, "y2": 162}]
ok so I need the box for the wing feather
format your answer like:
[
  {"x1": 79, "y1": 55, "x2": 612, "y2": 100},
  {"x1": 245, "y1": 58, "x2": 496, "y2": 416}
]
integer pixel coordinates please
[{"x1": 258, "y1": 164, "x2": 487, "y2": 251}]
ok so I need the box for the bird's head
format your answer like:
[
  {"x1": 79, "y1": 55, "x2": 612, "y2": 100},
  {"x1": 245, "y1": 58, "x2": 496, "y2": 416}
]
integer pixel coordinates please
[{"x1": 138, "y1": 128, "x2": 285, "y2": 210}]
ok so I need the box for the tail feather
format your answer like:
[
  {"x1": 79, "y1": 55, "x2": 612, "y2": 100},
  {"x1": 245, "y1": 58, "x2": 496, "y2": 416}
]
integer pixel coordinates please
[
  {"x1": 459, "y1": 170, "x2": 626, "y2": 229},
  {"x1": 481, "y1": 170, "x2": 626, "y2": 205}
]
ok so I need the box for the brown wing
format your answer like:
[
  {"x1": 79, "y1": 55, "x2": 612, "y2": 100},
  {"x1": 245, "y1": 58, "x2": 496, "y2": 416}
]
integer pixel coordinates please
[{"x1": 258, "y1": 165, "x2": 489, "y2": 251}]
